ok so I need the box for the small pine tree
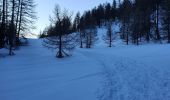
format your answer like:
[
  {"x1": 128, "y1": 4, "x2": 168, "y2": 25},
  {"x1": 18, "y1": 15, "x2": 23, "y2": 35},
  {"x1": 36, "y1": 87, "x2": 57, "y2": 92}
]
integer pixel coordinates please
[{"x1": 43, "y1": 5, "x2": 76, "y2": 58}]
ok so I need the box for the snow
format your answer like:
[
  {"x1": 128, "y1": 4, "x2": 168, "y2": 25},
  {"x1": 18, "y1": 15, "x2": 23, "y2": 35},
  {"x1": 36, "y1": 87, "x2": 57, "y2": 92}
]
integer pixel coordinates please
[
  {"x1": 1, "y1": 33, "x2": 170, "y2": 100},
  {"x1": 0, "y1": 39, "x2": 103, "y2": 100}
]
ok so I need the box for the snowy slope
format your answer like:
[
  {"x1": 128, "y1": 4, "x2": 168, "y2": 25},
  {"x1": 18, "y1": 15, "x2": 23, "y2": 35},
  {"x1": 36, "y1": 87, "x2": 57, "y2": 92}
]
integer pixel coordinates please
[{"x1": 0, "y1": 38, "x2": 170, "y2": 100}]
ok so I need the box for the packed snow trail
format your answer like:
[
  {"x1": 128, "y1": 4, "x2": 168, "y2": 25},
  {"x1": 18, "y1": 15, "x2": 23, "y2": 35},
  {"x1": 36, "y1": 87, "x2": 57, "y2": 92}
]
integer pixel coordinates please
[
  {"x1": 79, "y1": 46, "x2": 170, "y2": 100},
  {"x1": 1, "y1": 39, "x2": 170, "y2": 100}
]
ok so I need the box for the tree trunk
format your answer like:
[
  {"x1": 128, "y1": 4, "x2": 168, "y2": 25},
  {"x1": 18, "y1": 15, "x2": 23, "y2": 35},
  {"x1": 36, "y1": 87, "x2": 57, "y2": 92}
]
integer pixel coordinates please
[
  {"x1": 17, "y1": 0, "x2": 23, "y2": 40},
  {"x1": 109, "y1": 25, "x2": 112, "y2": 47},
  {"x1": 122, "y1": 20, "x2": 126, "y2": 40},
  {"x1": 146, "y1": 15, "x2": 150, "y2": 42},
  {"x1": 136, "y1": 33, "x2": 139, "y2": 45},
  {"x1": 109, "y1": 34, "x2": 112, "y2": 47},
  {"x1": 126, "y1": 33, "x2": 129, "y2": 45},
  {"x1": 0, "y1": 0, "x2": 6, "y2": 48},
  {"x1": 155, "y1": 4, "x2": 161, "y2": 41},
  {"x1": 126, "y1": 24, "x2": 129, "y2": 45},
  {"x1": 80, "y1": 30, "x2": 83, "y2": 48},
  {"x1": 9, "y1": 0, "x2": 15, "y2": 55},
  {"x1": 86, "y1": 35, "x2": 89, "y2": 48},
  {"x1": 5, "y1": 0, "x2": 8, "y2": 24},
  {"x1": 57, "y1": 35, "x2": 63, "y2": 58},
  {"x1": 168, "y1": 16, "x2": 170, "y2": 43},
  {"x1": 15, "y1": 0, "x2": 21, "y2": 45},
  {"x1": 89, "y1": 33, "x2": 92, "y2": 48}
]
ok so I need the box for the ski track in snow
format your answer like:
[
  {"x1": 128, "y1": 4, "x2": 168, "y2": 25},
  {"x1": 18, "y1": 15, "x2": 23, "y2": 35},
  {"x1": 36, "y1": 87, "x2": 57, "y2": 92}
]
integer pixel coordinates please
[{"x1": 79, "y1": 49, "x2": 170, "y2": 100}]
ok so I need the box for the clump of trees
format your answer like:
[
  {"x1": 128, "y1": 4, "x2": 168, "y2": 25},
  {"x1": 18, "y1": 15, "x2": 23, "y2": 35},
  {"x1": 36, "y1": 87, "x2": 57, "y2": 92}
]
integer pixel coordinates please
[
  {"x1": 42, "y1": 0, "x2": 170, "y2": 58},
  {"x1": 118, "y1": 0, "x2": 170, "y2": 44},
  {"x1": 43, "y1": 5, "x2": 100, "y2": 58},
  {"x1": 77, "y1": 11, "x2": 98, "y2": 48},
  {"x1": 73, "y1": 0, "x2": 170, "y2": 46},
  {"x1": 0, "y1": 0, "x2": 36, "y2": 55},
  {"x1": 103, "y1": 23, "x2": 116, "y2": 47},
  {"x1": 72, "y1": 0, "x2": 118, "y2": 48}
]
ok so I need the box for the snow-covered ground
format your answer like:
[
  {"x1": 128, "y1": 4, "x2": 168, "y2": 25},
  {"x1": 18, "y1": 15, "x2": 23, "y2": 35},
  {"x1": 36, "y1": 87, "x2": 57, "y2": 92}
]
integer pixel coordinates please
[{"x1": 0, "y1": 37, "x2": 170, "y2": 100}]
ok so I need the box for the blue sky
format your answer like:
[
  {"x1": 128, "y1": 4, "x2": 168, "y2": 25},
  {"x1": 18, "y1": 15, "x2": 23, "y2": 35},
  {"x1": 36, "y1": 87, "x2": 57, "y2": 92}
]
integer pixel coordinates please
[{"x1": 34, "y1": 0, "x2": 112, "y2": 34}]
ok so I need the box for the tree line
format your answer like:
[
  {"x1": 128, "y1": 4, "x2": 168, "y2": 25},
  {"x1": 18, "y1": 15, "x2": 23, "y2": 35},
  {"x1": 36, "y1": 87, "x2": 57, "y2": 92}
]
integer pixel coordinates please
[
  {"x1": 41, "y1": 0, "x2": 170, "y2": 58},
  {"x1": 118, "y1": 0, "x2": 170, "y2": 45},
  {"x1": 72, "y1": 0, "x2": 170, "y2": 45},
  {"x1": 0, "y1": 0, "x2": 36, "y2": 55}
]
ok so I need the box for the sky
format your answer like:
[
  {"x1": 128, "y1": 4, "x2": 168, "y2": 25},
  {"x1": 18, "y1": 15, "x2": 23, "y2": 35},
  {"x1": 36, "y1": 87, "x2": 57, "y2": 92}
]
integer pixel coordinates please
[{"x1": 34, "y1": 0, "x2": 112, "y2": 34}]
